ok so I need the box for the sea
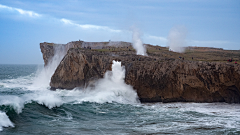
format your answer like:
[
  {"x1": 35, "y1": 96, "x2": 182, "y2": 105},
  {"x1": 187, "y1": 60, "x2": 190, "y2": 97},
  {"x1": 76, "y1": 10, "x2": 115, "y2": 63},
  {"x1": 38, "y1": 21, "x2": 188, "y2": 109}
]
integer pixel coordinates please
[{"x1": 0, "y1": 57, "x2": 240, "y2": 134}]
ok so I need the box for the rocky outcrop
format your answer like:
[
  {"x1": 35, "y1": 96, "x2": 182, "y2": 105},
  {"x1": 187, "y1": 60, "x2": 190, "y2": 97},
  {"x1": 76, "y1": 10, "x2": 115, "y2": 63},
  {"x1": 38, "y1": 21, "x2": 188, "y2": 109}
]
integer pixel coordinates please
[
  {"x1": 125, "y1": 59, "x2": 240, "y2": 103},
  {"x1": 40, "y1": 41, "x2": 132, "y2": 66},
  {"x1": 50, "y1": 48, "x2": 240, "y2": 103},
  {"x1": 50, "y1": 49, "x2": 113, "y2": 89},
  {"x1": 40, "y1": 42, "x2": 55, "y2": 66},
  {"x1": 40, "y1": 41, "x2": 84, "y2": 66}
]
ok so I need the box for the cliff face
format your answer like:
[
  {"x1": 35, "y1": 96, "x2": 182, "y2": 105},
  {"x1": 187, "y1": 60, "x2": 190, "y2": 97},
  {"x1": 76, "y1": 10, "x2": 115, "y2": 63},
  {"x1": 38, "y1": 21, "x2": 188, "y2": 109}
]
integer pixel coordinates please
[
  {"x1": 50, "y1": 49, "x2": 113, "y2": 89},
  {"x1": 40, "y1": 41, "x2": 132, "y2": 66},
  {"x1": 125, "y1": 59, "x2": 240, "y2": 103},
  {"x1": 50, "y1": 48, "x2": 240, "y2": 103},
  {"x1": 40, "y1": 41, "x2": 84, "y2": 66},
  {"x1": 40, "y1": 42, "x2": 55, "y2": 66}
]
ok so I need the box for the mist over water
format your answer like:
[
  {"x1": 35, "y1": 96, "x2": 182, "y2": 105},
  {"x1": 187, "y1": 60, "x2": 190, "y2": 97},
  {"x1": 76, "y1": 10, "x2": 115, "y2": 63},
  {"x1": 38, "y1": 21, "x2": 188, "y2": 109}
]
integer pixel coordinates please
[
  {"x1": 167, "y1": 26, "x2": 187, "y2": 53},
  {"x1": 131, "y1": 26, "x2": 147, "y2": 55}
]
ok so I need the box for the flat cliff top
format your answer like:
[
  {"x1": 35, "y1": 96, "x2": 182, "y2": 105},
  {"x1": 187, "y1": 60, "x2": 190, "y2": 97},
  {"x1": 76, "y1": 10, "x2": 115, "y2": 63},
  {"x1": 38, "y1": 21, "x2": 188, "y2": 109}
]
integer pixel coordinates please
[
  {"x1": 40, "y1": 41, "x2": 240, "y2": 64},
  {"x1": 146, "y1": 45, "x2": 240, "y2": 63},
  {"x1": 88, "y1": 44, "x2": 240, "y2": 63}
]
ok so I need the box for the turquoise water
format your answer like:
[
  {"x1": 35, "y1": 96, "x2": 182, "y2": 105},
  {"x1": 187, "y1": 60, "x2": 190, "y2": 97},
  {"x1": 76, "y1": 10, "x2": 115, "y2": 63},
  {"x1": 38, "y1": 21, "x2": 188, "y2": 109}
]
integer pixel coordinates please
[{"x1": 0, "y1": 64, "x2": 240, "y2": 135}]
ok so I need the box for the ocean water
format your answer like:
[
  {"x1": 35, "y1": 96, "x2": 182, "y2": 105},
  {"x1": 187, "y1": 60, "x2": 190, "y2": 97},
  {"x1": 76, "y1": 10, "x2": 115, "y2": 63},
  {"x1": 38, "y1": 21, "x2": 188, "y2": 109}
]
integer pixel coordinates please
[{"x1": 0, "y1": 62, "x2": 240, "y2": 135}]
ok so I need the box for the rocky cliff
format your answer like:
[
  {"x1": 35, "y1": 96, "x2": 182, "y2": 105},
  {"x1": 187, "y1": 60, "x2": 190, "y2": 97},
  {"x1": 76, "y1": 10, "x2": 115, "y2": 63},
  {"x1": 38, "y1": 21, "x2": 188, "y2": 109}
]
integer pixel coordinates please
[
  {"x1": 40, "y1": 40, "x2": 131, "y2": 66},
  {"x1": 48, "y1": 47, "x2": 240, "y2": 103}
]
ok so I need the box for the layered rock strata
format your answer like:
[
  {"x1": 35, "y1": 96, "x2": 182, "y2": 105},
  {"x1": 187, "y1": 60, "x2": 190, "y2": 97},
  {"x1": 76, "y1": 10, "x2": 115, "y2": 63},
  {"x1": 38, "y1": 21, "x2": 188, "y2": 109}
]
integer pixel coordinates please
[{"x1": 50, "y1": 48, "x2": 240, "y2": 103}]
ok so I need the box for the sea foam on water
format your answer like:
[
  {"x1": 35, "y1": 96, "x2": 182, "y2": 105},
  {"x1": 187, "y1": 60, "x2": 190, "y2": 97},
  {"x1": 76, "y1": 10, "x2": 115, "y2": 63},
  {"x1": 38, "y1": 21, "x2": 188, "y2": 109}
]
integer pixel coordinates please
[
  {"x1": 72, "y1": 60, "x2": 140, "y2": 104},
  {"x1": 0, "y1": 46, "x2": 139, "y2": 120},
  {"x1": 0, "y1": 111, "x2": 14, "y2": 131}
]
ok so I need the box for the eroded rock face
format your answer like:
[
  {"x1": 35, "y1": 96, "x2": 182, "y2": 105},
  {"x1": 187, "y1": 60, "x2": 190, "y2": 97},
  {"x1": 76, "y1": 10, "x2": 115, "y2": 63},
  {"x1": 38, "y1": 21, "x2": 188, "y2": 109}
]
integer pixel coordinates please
[
  {"x1": 40, "y1": 42, "x2": 55, "y2": 66},
  {"x1": 50, "y1": 48, "x2": 240, "y2": 103},
  {"x1": 50, "y1": 49, "x2": 113, "y2": 89},
  {"x1": 40, "y1": 41, "x2": 132, "y2": 66},
  {"x1": 40, "y1": 41, "x2": 84, "y2": 66},
  {"x1": 124, "y1": 60, "x2": 240, "y2": 103}
]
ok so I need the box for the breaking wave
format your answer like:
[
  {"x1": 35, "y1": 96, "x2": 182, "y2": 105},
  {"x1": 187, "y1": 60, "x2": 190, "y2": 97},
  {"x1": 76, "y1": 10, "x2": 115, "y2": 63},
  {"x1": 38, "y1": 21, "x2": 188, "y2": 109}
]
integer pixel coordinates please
[
  {"x1": 0, "y1": 53, "x2": 139, "y2": 115},
  {"x1": 0, "y1": 111, "x2": 14, "y2": 131}
]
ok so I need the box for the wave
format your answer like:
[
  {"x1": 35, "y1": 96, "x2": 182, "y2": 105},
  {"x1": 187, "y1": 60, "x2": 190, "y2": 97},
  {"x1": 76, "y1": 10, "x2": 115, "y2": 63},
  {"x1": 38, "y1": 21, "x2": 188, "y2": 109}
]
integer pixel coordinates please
[
  {"x1": 68, "y1": 61, "x2": 140, "y2": 104},
  {"x1": 0, "y1": 60, "x2": 139, "y2": 114},
  {"x1": 0, "y1": 47, "x2": 140, "y2": 132},
  {"x1": 0, "y1": 111, "x2": 14, "y2": 131}
]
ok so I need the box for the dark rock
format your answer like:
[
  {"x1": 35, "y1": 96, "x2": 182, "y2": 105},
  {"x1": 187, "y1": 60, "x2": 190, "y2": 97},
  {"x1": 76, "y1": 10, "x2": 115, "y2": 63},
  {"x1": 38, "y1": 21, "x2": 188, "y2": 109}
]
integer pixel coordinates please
[{"x1": 49, "y1": 48, "x2": 240, "y2": 103}]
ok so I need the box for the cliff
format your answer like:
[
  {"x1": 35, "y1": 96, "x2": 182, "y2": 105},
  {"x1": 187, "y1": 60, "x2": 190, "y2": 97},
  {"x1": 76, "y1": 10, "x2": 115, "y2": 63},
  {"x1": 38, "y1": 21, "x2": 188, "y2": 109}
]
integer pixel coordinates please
[
  {"x1": 40, "y1": 40, "x2": 131, "y2": 66},
  {"x1": 40, "y1": 41, "x2": 240, "y2": 103}
]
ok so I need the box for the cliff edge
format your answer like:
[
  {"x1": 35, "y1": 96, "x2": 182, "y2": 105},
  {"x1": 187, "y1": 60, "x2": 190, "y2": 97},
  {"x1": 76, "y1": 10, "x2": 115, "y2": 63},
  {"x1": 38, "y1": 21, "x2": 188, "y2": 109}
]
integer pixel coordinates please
[{"x1": 40, "y1": 41, "x2": 240, "y2": 103}]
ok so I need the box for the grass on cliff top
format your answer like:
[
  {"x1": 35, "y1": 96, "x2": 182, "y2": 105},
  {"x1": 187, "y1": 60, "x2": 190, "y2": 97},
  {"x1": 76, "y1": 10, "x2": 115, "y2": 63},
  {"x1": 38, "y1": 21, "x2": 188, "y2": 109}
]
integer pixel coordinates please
[
  {"x1": 92, "y1": 46, "x2": 136, "y2": 52},
  {"x1": 146, "y1": 45, "x2": 240, "y2": 63},
  {"x1": 74, "y1": 44, "x2": 239, "y2": 63}
]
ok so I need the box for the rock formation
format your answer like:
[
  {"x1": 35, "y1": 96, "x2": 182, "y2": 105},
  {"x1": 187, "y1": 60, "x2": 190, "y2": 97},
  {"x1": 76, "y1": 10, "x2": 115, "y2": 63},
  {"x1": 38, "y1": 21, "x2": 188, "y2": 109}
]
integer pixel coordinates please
[
  {"x1": 40, "y1": 40, "x2": 131, "y2": 66},
  {"x1": 40, "y1": 41, "x2": 240, "y2": 103}
]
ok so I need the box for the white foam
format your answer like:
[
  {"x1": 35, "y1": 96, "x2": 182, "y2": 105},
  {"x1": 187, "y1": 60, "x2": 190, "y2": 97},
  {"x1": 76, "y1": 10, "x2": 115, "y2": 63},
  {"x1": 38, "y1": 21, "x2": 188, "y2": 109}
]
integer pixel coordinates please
[
  {"x1": 57, "y1": 61, "x2": 140, "y2": 104},
  {"x1": 0, "y1": 74, "x2": 34, "y2": 89},
  {"x1": 23, "y1": 91, "x2": 63, "y2": 109},
  {"x1": 0, "y1": 45, "x2": 66, "y2": 114},
  {"x1": 0, "y1": 48, "x2": 139, "y2": 121},
  {"x1": 0, "y1": 95, "x2": 24, "y2": 114},
  {"x1": 0, "y1": 111, "x2": 14, "y2": 131},
  {"x1": 142, "y1": 103, "x2": 240, "y2": 130},
  {"x1": 31, "y1": 45, "x2": 66, "y2": 89}
]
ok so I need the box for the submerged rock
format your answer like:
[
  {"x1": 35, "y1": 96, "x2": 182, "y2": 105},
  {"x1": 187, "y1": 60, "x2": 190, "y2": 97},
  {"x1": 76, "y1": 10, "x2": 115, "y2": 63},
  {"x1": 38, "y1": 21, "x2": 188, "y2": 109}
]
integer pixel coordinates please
[{"x1": 41, "y1": 41, "x2": 240, "y2": 103}]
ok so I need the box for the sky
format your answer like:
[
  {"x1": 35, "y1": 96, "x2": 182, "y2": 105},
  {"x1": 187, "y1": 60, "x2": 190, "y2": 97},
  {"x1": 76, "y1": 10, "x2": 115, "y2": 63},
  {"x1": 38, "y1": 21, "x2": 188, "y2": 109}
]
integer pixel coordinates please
[{"x1": 0, "y1": 0, "x2": 239, "y2": 64}]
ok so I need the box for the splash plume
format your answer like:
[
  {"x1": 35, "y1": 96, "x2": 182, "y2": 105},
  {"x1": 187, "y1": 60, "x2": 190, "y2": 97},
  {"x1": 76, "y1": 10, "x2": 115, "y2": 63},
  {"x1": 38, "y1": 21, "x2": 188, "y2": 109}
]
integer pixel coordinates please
[
  {"x1": 167, "y1": 26, "x2": 187, "y2": 53},
  {"x1": 131, "y1": 26, "x2": 147, "y2": 55}
]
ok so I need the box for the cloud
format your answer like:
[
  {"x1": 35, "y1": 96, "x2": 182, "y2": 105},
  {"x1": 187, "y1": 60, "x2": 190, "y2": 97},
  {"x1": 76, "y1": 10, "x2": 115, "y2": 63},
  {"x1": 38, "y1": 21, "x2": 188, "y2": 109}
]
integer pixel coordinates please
[
  {"x1": 0, "y1": 4, "x2": 121, "y2": 33},
  {"x1": 0, "y1": 4, "x2": 41, "y2": 17},
  {"x1": 14, "y1": 8, "x2": 41, "y2": 17},
  {"x1": 61, "y1": 18, "x2": 122, "y2": 33}
]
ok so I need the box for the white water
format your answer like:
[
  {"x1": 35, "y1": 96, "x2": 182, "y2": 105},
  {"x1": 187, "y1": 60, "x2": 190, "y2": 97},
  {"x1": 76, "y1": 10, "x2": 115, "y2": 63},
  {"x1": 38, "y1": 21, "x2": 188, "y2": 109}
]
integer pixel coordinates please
[
  {"x1": 0, "y1": 58, "x2": 139, "y2": 114},
  {"x1": 0, "y1": 46, "x2": 140, "y2": 132},
  {"x1": 0, "y1": 111, "x2": 14, "y2": 131},
  {"x1": 71, "y1": 61, "x2": 139, "y2": 104},
  {"x1": 31, "y1": 45, "x2": 67, "y2": 88},
  {"x1": 1, "y1": 47, "x2": 239, "y2": 133}
]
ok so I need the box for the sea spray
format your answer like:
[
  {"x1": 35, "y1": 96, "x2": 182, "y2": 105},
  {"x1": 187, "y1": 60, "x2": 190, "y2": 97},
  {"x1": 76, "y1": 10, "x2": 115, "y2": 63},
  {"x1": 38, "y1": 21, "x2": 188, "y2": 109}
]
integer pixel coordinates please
[
  {"x1": 31, "y1": 45, "x2": 66, "y2": 88},
  {"x1": 0, "y1": 59, "x2": 139, "y2": 117},
  {"x1": 0, "y1": 111, "x2": 14, "y2": 131},
  {"x1": 72, "y1": 60, "x2": 140, "y2": 104},
  {"x1": 0, "y1": 95, "x2": 24, "y2": 114},
  {"x1": 131, "y1": 26, "x2": 147, "y2": 56},
  {"x1": 1, "y1": 65, "x2": 240, "y2": 134},
  {"x1": 167, "y1": 26, "x2": 187, "y2": 53},
  {"x1": 0, "y1": 50, "x2": 140, "y2": 132},
  {"x1": 0, "y1": 45, "x2": 67, "y2": 114}
]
